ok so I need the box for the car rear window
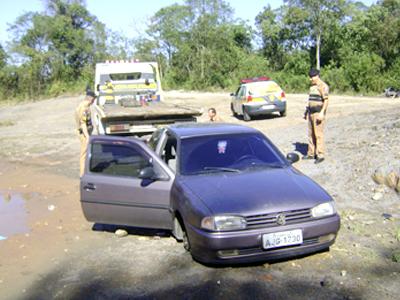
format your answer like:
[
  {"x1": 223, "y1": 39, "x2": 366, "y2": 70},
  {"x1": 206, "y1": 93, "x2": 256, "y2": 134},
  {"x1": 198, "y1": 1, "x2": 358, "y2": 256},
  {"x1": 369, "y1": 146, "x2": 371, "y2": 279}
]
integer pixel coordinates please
[
  {"x1": 180, "y1": 133, "x2": 286, "y2": 175},
  {"x1": 248, "y1": 82, "x2": 280, "y2": 96}
]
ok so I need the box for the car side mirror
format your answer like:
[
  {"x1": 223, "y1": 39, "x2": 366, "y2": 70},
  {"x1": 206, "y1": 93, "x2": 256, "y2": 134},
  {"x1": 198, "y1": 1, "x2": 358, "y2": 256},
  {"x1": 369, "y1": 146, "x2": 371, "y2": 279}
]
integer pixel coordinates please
[
  {"x1": 230, "y1": 93, "x2": 235, "y2": 96},
  {"x1": 286, "y1": 153, "x2": 300, "y2": 164},
  {"x1": 138, "y1": 166, "x2": 156, "y2": 180},
  {"x1": 145, "y1": 79, "x2": 150, "y2": 86}
]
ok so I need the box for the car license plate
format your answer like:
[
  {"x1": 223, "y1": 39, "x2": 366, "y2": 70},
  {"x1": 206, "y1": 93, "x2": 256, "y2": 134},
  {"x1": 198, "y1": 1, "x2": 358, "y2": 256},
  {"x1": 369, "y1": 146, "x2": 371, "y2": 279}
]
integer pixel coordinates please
[
  {"x1": 262, "y1": 104, "x2": 275, "y2": 110},
  {"x1": 262, "y1": 229, "x2": 303, "y2": 249}
]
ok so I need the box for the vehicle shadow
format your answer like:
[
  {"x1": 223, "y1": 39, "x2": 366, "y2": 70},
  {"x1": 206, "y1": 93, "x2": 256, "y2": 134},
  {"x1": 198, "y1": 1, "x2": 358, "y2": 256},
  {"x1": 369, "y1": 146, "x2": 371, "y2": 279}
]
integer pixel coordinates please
[
  {"x1": 233, "y1": 113, "x2": 281, "y2": 122},
  {"x1": 92, "y1": 223, "x2": 170, "y2": 237},
  {"x1": 199, "y1": 248, "x2": 330, "y2": 269},
  {"x1": 292, "y1": 142, "x2": 308, "y2": 156},
  {"x1": 24, "y1": 249, "x2": 364, "y2": 300}
]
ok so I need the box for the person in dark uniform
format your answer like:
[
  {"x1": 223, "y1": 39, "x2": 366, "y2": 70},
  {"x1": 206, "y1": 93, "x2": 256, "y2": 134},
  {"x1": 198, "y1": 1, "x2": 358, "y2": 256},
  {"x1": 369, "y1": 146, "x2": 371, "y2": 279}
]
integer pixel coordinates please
[
  {"x1": 75, "y1": 90, "x2": 96, "y2": 177},
  {"x1": 303, "y1": 69, "x2": 329, "y2": 164}
]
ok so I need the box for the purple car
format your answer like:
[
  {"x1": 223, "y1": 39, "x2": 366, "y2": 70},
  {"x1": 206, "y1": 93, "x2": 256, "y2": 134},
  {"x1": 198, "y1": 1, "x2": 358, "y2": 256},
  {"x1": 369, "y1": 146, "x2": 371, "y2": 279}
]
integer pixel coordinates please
[{"x1": 80, "y1": 123, "x2": 340, "y2": 264}]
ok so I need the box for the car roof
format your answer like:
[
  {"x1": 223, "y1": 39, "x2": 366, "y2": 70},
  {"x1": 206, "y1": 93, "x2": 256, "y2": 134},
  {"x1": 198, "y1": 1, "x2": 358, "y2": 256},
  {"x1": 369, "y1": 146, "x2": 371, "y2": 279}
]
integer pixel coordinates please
[
  {"x1": 166, "y1": 122, "x2": 260, "y2": 139},
  {"x1": 241, "y1": 80, "x2": 279, "y2": 87}
]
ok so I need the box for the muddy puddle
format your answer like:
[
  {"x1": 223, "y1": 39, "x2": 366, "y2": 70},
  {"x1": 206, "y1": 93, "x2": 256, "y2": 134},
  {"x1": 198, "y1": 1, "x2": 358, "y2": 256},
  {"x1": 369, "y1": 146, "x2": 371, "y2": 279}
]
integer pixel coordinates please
[{"x1": 0, "y1": 190, "x2": 33, "y2": 239}]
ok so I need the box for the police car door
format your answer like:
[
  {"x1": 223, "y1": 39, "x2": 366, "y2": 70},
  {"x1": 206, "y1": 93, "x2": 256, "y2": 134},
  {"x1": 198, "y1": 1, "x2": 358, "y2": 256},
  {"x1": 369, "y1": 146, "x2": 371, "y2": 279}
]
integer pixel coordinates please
[
  {"x1": 236, "y1": 85, "x2": 246, "y2": 114},
  {"x1": 80, "y1": 136, "x2": 174, "y2": 230}
]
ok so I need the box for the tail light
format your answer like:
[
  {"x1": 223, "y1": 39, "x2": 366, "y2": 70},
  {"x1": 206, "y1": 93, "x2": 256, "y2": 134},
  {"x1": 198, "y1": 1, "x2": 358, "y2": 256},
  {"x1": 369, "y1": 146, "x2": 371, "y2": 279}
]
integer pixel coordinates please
[
  {"x1": 247, "y1": 95, "x2": 253, "y2": 102},
  {"x1": 281, "y1": 91, "x2": 286, "y2": 99}
]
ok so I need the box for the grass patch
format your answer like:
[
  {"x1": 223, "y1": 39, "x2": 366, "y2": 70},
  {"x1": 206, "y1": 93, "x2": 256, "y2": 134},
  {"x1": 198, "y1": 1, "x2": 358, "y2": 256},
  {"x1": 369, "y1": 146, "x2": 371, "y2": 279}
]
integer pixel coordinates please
[
  {"x1": 392, "y1": 250, "x2": 400, "y2": 263},
  {"x1": 395, "y1": 228, "x2": 400, "y2": 242},
  {"x1": 0, "y1": 120, "x2": 15, "y2": 127}
]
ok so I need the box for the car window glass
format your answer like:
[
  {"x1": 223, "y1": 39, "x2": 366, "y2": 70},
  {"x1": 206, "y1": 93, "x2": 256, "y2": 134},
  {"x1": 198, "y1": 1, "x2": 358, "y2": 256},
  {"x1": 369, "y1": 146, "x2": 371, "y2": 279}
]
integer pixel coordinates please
[
  {"x1": 180, "y1": 133, "x2": 286, "y2": 175},
  {"x1": 90, "y1": 143, "x2": 151, "y2": 177},
  {"x1": 161, "y1": 137, "x2": 178, "y2": 173},
  {"x1": 148, "y1": 128, "x2": 164, "y2": 150},
  {"x1": 235, "y1": 86, "x2": 241, "y2": 96},
  {"x1": 238, "y1": 86, "x2": 246, "y2": 97},
  {"x1": 250, "y1": 82, "x2": 280, "y2": 95}
]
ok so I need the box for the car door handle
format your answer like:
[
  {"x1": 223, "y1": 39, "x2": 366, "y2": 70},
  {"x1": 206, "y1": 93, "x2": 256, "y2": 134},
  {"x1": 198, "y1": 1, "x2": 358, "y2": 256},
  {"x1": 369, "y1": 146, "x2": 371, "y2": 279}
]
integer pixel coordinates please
[{"x1": 83, "y1": 183, "x2": 96, "y2": 191}]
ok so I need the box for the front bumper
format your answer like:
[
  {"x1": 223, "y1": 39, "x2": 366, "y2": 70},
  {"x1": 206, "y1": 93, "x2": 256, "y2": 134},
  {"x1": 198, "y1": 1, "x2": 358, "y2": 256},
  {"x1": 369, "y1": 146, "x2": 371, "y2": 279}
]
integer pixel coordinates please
[
  {"x1": 244, "y1": 101, "x2": 286, "y2": 116},
  {"x1": 186, "y1": 214, "x2": 340, "y2": 264}
]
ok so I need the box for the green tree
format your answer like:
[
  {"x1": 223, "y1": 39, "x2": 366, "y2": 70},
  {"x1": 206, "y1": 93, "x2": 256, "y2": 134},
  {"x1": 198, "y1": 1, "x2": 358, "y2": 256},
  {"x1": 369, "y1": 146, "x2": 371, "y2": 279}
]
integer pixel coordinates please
[
  {"x1": 8, "y1": 0, "x2": 106, "y2": 97},
  {"x1": 283, "y1": 0, "x2": 348, "y2": 70},
  {"x1": 255, "y1": 5, "x2": 286, "y2": 70},
  {"x1": 0, "y1": 44, "x2": 6, "y2": 69}
]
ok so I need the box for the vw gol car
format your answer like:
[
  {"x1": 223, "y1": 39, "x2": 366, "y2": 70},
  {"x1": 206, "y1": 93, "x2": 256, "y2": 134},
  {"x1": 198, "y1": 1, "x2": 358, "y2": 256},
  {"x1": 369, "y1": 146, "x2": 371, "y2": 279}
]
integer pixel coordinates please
[
  {"x1": 230, "y1": 77, "x2": 287, "y2": 121},
  {"x1": 80, "y1": 123, "x2": 340, "y2": 264}
]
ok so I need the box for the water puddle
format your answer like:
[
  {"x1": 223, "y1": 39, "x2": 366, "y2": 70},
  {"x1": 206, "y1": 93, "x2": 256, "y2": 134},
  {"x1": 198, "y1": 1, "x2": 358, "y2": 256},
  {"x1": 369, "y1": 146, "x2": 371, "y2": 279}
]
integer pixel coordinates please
[{"x1": 0, "y1": 190, "x2": 31, "y2": 239}]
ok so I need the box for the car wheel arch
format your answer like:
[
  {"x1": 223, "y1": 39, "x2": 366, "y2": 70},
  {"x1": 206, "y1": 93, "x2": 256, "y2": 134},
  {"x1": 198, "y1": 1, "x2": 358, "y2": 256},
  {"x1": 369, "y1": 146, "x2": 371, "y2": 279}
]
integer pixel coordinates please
[
  {"x1": 242, "y1": 106, "x2": 251, "y2": 121},
  {"x1": 172, "y1": 211, "x2": 191, "y2": 251},
  {"x1": 172, "y1": 212, "x2": 185, "y2": 241}
]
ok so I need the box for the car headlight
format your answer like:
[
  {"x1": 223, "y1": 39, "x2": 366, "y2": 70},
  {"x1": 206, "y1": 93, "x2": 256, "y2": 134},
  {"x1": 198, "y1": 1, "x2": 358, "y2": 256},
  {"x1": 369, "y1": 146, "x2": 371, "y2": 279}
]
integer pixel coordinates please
[
  {"x1": 311, "y1": 202, "x2": 336, "y2": 218},
  {"x1": 201, "y1": 216, "x2": 247, "y2": 231}
]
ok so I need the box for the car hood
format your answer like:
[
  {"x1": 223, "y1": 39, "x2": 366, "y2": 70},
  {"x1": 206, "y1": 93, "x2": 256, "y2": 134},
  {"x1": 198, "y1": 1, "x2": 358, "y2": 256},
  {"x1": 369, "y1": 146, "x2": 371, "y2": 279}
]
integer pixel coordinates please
[{"x1": 179, "y1": 167, "x2": 332, "y2": 216}]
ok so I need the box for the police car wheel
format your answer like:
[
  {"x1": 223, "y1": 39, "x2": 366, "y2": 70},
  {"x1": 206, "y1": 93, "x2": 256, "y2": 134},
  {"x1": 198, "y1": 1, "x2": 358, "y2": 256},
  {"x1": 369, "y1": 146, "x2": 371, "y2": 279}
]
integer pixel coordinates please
[
  {"x1": 243, "y1": 107, "x2": 251, "y2": 121},
  {"x1": 230, "y1": 103, "x2": 236, "y2": 116}
]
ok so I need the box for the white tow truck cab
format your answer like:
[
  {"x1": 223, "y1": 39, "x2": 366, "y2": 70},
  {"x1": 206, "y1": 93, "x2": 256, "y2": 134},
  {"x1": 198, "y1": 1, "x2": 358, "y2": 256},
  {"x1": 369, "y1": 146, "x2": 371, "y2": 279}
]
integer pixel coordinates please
[
  {"x1": 92, "y1": 60, "x2": 201, "y2": 136},
  {"x1": 94, "y1": 60, "x2": 163, "y2": 105}
]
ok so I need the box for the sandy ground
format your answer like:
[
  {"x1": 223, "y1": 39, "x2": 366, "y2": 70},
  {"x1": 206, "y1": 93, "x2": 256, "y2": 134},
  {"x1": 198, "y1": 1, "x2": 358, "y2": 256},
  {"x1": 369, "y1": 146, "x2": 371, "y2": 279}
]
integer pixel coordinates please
[{"x1": 0, "y1": 91, "x2": 399, "y2": 299}]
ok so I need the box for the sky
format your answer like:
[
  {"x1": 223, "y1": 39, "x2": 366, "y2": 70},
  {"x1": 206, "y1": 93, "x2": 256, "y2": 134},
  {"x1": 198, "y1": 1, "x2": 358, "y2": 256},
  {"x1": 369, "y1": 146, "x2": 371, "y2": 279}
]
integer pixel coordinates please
[{"x1": 0, "y1": 0, "x2": 377, "y2": 44}]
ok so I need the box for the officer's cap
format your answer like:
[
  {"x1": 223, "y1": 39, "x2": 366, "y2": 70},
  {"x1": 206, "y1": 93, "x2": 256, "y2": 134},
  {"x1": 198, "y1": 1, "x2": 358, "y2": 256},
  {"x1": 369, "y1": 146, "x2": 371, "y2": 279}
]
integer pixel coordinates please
[
  {"x1": 86, "y1": 90, "x2": 96, "y2": 98},
  {"x1": 309, "y1": 68, "x2": 320, "y2": 77}
]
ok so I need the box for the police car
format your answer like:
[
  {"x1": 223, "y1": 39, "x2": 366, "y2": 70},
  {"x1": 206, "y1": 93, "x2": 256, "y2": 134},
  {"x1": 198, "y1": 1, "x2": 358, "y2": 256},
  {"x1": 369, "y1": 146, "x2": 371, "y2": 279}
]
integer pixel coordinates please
[{"x1": 230, "y1": 77, "x2": 287, "y2": 121}]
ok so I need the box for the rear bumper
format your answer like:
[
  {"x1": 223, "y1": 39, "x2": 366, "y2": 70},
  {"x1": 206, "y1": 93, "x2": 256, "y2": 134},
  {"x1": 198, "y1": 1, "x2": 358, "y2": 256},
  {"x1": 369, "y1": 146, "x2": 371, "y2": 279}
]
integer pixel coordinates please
[
  {"x1": 186, "y1": 214, "x2": 340, "y2": 264},
  {"x1": 244, "y1": 101, "x2": 286, "y2": 116}
]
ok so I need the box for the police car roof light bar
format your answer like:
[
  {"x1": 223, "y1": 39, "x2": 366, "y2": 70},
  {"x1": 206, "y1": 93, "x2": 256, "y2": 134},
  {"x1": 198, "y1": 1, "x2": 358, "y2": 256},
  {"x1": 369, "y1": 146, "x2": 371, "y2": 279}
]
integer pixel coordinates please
[
  {"x1": 104, "y1": 59, "x2": 140, "y2": 64},
  {"x1": 240, "y1": 76, "x2": 270, "y2": 84}
]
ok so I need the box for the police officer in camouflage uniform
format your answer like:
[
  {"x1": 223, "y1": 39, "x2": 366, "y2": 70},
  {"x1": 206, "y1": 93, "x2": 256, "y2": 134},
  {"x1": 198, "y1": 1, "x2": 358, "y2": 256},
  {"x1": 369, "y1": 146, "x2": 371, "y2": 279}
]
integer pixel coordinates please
[
  {"x1": 75, "y1": 90, "x2": 96, "y2": 177},
  {"x1": 303, "y1": 69, "x2": 329, "y2": 164}
]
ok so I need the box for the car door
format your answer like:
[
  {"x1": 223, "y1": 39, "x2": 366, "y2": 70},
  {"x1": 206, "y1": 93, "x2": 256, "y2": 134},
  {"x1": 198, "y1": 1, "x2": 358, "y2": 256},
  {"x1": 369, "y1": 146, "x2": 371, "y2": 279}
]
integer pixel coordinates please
[
  {"x1": 80, "y1": 135, "x2": 175, "y2": 230},
  {"x1": 234, "y1": 86, "x2": 246, "y2": 113},
  {"x1": 237, "y1": 85, "x2": 247, "y2": 114}
]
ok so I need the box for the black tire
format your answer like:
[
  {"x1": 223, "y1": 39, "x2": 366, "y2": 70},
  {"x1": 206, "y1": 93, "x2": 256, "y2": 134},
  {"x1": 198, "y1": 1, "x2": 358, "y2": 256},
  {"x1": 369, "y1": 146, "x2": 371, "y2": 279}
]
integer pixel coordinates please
[
  {"x1": 230, "y1": 103, "x2": 236, "y2": 116},
  {"x1": 182, "y1": 229, "x2": 191, "y2": 251},
  {"x1": 172, "y1": 217, "x2": 183, "y2": 241},
  {"x1": 280, "y1": 110, "x2": 287, "y2": 117},
  {"x1": 243, "y1": 107, "x2": 251, "y2": 121},
  {"x1": 173, "y1": 217, "x2": 191, "y2": 251}
]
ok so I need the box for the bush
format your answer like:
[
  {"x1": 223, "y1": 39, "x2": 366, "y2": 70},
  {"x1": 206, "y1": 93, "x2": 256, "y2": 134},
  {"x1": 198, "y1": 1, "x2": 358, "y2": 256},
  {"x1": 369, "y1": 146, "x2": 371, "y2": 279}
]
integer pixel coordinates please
[
  {"x1": 283, "y1": 51, "x2": 311, "y2": 76},
  {"x1": 321, "y1": 65, "x2": 352, "y2": 93},
  {"x1": 342, "y1": 51, "x2": 385, "y2": 93},
  {"x1": 272, "y1": 72, "x2": 308, "y2": 93}
]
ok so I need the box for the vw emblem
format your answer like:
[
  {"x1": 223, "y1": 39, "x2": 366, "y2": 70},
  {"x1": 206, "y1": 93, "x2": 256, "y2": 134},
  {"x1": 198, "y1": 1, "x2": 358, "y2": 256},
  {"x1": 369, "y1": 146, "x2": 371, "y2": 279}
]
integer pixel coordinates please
[{"x1": 276, "y1": 214, "x2": 286, "y2": 225}]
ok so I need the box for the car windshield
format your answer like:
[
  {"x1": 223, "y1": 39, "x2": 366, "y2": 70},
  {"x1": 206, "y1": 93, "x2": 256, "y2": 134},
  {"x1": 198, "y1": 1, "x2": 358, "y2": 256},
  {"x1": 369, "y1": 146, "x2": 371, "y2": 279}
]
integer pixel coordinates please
[
  {"x1": 248, "y1": 82, "x2": 280, "y2": 96},
  {"x1": 180, "y1": 133, "x2": 287, "y2": 175}
]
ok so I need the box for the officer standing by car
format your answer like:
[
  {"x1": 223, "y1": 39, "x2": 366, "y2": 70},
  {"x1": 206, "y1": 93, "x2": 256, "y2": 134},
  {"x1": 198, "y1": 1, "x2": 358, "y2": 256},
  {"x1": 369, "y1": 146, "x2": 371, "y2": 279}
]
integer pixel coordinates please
[
  {"x1": 303, "y1": 69, "x2": 329, "y2": 164},
  {"x1": 75, "y1": 90, "x2": 96, "y2": 177}
]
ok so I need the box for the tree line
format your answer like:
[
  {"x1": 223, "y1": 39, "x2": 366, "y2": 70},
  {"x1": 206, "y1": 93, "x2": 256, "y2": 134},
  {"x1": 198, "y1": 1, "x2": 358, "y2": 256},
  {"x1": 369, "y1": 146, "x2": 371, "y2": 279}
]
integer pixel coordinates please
[{"x1": 0, "y1": 0, "x2": 399, "y2": 101}]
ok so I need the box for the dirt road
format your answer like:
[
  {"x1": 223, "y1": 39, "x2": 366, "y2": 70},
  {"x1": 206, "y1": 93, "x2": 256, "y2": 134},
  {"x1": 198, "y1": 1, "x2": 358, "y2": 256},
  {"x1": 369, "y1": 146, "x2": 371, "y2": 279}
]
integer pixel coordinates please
[{"x1": 0, "y1": 92, "x2": 399, "y2": 299}]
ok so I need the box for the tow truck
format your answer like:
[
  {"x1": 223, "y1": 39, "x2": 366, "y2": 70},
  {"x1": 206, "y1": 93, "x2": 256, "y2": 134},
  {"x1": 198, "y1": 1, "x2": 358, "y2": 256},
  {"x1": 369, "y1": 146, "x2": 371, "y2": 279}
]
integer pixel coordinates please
[{"x1": 92, "y1": 60, "x2": 202, "y2": 135}]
